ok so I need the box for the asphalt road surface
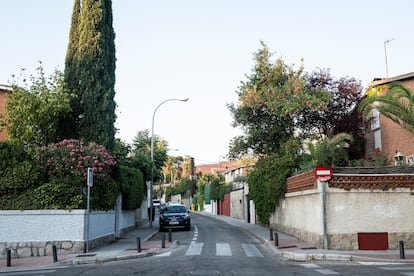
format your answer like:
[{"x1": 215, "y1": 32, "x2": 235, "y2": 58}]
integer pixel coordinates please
[{"x1": 11, "y1": 213, "x2": 414, "y2": 276}]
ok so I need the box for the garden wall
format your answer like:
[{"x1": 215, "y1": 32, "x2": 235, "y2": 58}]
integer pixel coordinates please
[
  {"x1": 270, "y1": 167, "x2": 414, "y2": 250},
  {"x1": 0, "y1": 203, "x2": 146, "y2": 258}
]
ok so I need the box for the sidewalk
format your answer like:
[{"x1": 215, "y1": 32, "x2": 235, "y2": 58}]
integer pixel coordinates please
[{"x1": 1, "y1": 211, "x2": 414, "y2": 273}]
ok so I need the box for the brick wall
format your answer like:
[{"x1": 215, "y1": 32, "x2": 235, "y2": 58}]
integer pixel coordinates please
[
  {"x1": 365, "y1": 76, "x2": 414, "y2": 164},
  {"x1": 0, "y1": 88, "x2": 9, "y2": 141},
  {"x1": 286, "y1": 170, "x2": 317, "y2": 193}
]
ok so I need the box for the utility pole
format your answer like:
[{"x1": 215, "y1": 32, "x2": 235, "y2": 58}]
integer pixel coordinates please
[{"x1": 384, "y1": 38, "x2": 395, "y2": 78}]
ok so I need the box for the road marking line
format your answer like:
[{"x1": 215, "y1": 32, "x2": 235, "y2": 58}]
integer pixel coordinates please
[
  {"x1": 185, "y1": 241, "x2": 203, "y2": 256},
  {"x1": 216, "y1": 243, "x2": 232, "y2": 256},
  {"x1": 315, "y1": 269, "x2": 339, "y2": 275},
  {"x1": 241, "y1": 243, "x2": 263, "y2": 257},
  {"x1": 300, "y1": 263, "x2": 320, "y2": 268}
]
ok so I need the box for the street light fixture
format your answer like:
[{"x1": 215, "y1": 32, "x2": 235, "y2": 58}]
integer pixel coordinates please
[{"x1": 149, "y1": 97, "x2": 189, "y2": 228}]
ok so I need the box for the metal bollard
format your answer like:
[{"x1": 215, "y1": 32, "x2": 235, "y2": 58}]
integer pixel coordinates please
[
  {"x1": 269, "y1": 228, "x2": 274, "y2": 241},
  {"x1": 6, "y1": 249, "x2": 11, "y2": 267},
  {"x1": 52, "y1": 245, "x2": 58, "y2": 262},
  {"x1": 399, "y1": 240, "x2": 405, "y2": 259},
  {"x1": 274, "y1": 232, "x2": 279, "y2": 247},
  {"x1": 162, "y1": 233, "x2": 165, "y2": 248},
  {"x1": 168, "y1": 229, "x2": 172, "y2": 242},
  {"x1": 137, "y1": 237, "x2": 141, "y2": 252}
]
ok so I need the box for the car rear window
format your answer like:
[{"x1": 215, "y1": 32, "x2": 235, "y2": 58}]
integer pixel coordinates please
[{"x1": 166, "y1": 205, "x2": 186, "y2": 213}]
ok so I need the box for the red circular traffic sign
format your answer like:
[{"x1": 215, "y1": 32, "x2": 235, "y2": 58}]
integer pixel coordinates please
[{"x1": 314, "y1": 165, "x2": 333, "y2": 181}]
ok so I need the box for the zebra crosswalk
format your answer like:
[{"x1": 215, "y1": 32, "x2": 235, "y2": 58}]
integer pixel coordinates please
[{"x1": 184, "y1": 241, "x2": 263, "y2": 257}]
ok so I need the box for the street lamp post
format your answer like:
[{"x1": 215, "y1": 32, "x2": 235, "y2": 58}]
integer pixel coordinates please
[{"x1": 150, "y1": 97, "x2": 189, "y2": 228}]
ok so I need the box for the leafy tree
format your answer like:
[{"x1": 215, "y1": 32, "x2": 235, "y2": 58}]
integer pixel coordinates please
[
  {"x1": 118, "y1": 165, "x2": 145, "y2": 210},
  {"x1": 63, "y1": 0, "x2": 117, "y2": 151},
  {"x1": 131, "y1": 130, "x2": 168, "y2": 183},
  {"x1": 228, "y1": 43, "x2": 332, "y2": 224},
  {"x1": 4, "y1": 65, "x2": 72, "y2": 149},
  {"x1": 358, "y1": 82, "x2": 414, "y2": 134},
  {"x1": 227, "y1": 42, "x2": 329, "y2": 158},
  {"x1": 181, "y1": 156, "x2": 195, "y2": 178},
  {"x1": 299, "y1": 69, "x2": 364, "y2": 138}
]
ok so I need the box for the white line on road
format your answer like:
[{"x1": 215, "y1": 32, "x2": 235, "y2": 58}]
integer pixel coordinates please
[
  {"x1": 216, "y1": 243, "x2": 232, "y2": 256},
  {"x1": 241, "y1": 243, "x2": 263, "y2": 257},
  {"x1": 185, "y1": 241, "x2": 203, "y2": 256}
]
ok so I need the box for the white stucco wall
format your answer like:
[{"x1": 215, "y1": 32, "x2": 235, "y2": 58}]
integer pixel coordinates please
[
  {"x1": 230, "y1": 189, "x2": 244, "y2": 220},
  {"x1": 88, "y1": 211, "x2": 115, "y2": 239},
  {"x1": 270, "y1": 189, "x2": 323, "y2": 235},
  {"x1": 0, "y1": 210, "x2": 86, "y2": 242},
  {"x1": 119, "y1": 210, "x2": 136, "y2": 229},
  {"x1": 0, "y1": 210, "x2": 128, "y2": 242},
  {"x1": 270, "y1": 179, "x2": 414, "y2": 248},
  {"x1": 328, "y1": 188, "x2": 414, "y2": 233}
]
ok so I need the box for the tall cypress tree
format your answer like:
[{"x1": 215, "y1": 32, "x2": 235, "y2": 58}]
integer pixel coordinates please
[{"x1": 63, "y1": 0, "x2": 116, "y2": 151}]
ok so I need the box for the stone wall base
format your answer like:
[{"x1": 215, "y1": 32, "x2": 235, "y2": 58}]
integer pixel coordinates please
[
  {"x1": 271, "y1": 224, "x2": 414, "y2": 250},
  {"x1": 0, "y1": 234, "x2": 115, "y2": 258}
]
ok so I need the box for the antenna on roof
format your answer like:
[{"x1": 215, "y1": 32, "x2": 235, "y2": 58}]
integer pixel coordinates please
[{"x1": 384, "y1": 38, "x2": 395, "y2": 78}]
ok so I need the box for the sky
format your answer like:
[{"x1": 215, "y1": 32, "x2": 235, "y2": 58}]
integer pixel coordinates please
[{"x1": 1, "y1": 1, "x2": 413, "y2": 165}]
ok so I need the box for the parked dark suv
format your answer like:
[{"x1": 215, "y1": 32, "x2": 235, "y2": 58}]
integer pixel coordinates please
[{"x1": 159, "y1": 204, "x2": 191, "y2": 231}]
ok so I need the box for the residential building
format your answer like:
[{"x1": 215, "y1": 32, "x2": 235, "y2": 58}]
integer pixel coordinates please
[{"x1": 364, "y1": 72, "x2": 414, "y2": 165}]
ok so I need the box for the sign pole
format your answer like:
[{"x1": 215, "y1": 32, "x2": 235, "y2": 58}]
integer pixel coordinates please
[
  {"x1": 86, "y1": 168, "x2": 93, "y2": 253},
  {"x1": 314, "y1": 165, "x2": 333, "y2": 250}
]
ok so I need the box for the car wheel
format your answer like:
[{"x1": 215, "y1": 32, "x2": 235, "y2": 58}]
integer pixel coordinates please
[{"x1": 185, "y1": 223, "x2": 191, "y2": 231}]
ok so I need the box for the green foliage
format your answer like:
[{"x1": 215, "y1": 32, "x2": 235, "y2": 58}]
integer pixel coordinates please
[
  {"x1": 0, "y1": 142, "x2": 30, "y2": 172},
  {"x1": 119, "y1": 165, "x2": 145, "y2": 210},
  {"x1": 247, "y1": 140, "x2": 297, "y2": 224},
  {"x1": 5, "y1": 64, "x2": 73, "y2": 148},
  {"x1": 0, "y1": 161, "x2": 39, "y2": 198},
  {"x1": 34, "y1": 139, "x2": 118, "y2": 210},
  {"x1": 359, "y1": 82, "x2": 414, "y2": 134},
  {"x1": 32, "y1": 178, "x2": 84, "y2": 209},
  {"x1": 35, "y1": 139, "x2": 115, "y2": 179},
  {"x1": 131, "y1": 130, "x2": 168, "y2": 183},
  {"x1": 304, "y1": 133, "x2": 353, "y2": 168},
  {"x1": 227, "y1": 42, "x2": 330, "y2": 158},
  {"x1": 64, "y1": 0, "x2": 116, "y2": 151}
]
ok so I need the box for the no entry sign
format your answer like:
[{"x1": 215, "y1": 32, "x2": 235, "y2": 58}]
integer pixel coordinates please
[{"x1": 314, "y1": 165, "x2": 333, "y2": 182}]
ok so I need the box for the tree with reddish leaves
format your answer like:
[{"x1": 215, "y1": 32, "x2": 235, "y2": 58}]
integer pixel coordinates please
[{"x1": 298, "y1": 69, "x2": 366, "y2": 160}]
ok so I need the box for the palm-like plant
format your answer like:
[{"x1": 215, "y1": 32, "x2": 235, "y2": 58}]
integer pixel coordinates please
[
  {"x1": 358, "y1": 82, "x2": 414, "y2": 133},
  {"x1": 306, "y1": 133, "x2": 354, "y2": 167}
]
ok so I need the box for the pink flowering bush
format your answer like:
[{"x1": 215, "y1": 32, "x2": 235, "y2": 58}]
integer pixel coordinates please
[{"x1": 35, "y1": 139, "x2": 116, "y2": 180}]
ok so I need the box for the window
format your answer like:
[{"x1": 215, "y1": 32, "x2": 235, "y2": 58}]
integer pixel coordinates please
[
  {"x1": 370, "y1": 110, "x2": 380, "y2": 130},
  {"x1": 406, "y1": 155, "x2": 414, "y2": 166}
]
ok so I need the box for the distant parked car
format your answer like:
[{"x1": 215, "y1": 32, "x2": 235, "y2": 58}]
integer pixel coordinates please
[
  {"x1": 153, "y1": 199, "x2": 160, "y2": 209},
  {"x1": 159, "y1": 203, "x2": 191, "y2": 231}
]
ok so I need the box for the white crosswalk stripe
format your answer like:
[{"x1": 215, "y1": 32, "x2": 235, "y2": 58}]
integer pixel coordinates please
[
  {"x1": 242, "y1": 243, "x2": 263, "y2": 257},
  {"x1": 216, "y1": 243, "x2": 232, "y2": 256},
  {"x1": 300, "y1": 264, "x2": 339, "y2": 275},
  {"x1": 183, "y1": 242, "x2": 263, "y2": 258},
  {"x1": 185, "y1": 241, "x2": 204, "y2": 256},
  {"x1": 359, "y1": 262, "x2": 414, "y2": 275}
]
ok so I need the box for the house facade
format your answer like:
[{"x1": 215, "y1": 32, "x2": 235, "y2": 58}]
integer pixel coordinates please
[{"x1": 365, "y1": 72, "x2": 414, "y2": 165}]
